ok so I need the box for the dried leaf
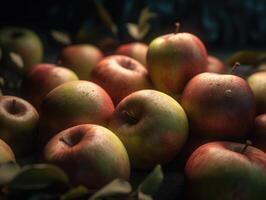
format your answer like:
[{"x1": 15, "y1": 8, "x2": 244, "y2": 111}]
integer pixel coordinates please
[
  {"x1": 138, "y1": 7, "x2": 157, "y2": 32},
  {"x1": 9, "y1": 52, "x2": 24, "y2": 69},
  {"x1": 126, "y1": 23, "x2": 140, "y2": 40},
  {"x1": 51, "y1": 30, "x2": 72, "y2": 45},
  {"x1": 226, "y1": 51, "x2": 266, "y2": 67},
  {"x1": 94, "y1": 0, "x2": 118, "y2": 35}
]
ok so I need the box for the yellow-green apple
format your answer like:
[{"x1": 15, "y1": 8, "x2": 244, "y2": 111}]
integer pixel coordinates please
[
  {"x1": 39, "y1": 80, "x2": 114, "y2": 146},
  {"x1": 0, "y1": 96, "x2": 39, "y2": 157},
  {"x1": 57, "y1": 44, "x2": 103, "y2": 80},
  {"x1": 252, "y1": 114, "x2": 266, "y2": 152},
  {"x1": 0, "y1": 27, "x2": 43, "y2": 73},
  {"x1": 146, "y1": 24, "x2": 207, "y2": 95},
  {"x1": 180, "y1": 72, "x2": 256, "y2": 141},
  {"x1": 115, "y1": 42, "x2": 148, "y2": 66},
  {"x1": 0, "y1": 138, "x2": 15, "y2": 164},
  {"x1": 22, "y1": 63, "x2": 79, "y2": 111},
  {"x1": 185, "y1": 141, "x2": 266, "y2": 200},
  {"x1": 42, "y1": 124, "x2": 130, "y2": 190},
  {"x1": 247, "y1": 71, "x2": 266, "y2": 114},
  {"x1": 206, "y1": 55, "x2": 225, "y2": 74},
  {"x1": 90, "y1": 55, "x2": 152, "y2": 105},
  {"x1": 108, "y1": 89, "x2": 188, "y2": 170}
]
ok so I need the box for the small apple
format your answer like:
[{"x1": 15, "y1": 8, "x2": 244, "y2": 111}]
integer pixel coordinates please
[
  {"x1": 180, "y1": 72, "x2": 256, "y2": 141},
  {"x1": 22, "y1": 63, "x2": 79, "y2": 111},
  {"x1": 247, "y1": 71, "x2": 266, "y2": 114},
  {"x1": 0, "y1": 96, "x2": 39, "y2": 157},
  {"x1": 42, "y1": 124, "x2": 130, "y2": 190},
  {"x1": 252, "y1": 114, "x2": 266, "y2": 152},
  {"x1": 39, "y1": 80, "x2": 114, "y2": 146},
  {"x1": 185, "y1": 141, "x2": 266, "y2": 200},
  {"x1": 0, "y1": 27, "x2": 43, "y2": 73},
  {"x1": 206, "y1": 55, "x2": 225, "y2": 74},
  {"x1": 57, "y1": 44, "x2": 103, "y2": 80},
  {"x1": 0, "y1": 138, "x2": 15, "y2": 164},
  {"x1": 146, "y1": 23, "x2": 207, "y2": 95},
  {"x1": 115, "y1": 42, "x2": 148, "y2": 66},
  {"x1": 108, "y1": 89, "x2": 188, "y2": 170},
  {"x1": 91, "y1": 55, "x2": 152, "y2": 105}
]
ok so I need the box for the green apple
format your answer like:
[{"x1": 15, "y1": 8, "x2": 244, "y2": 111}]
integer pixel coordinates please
[{"x1": 0, "y1": 138, "x2": 15, "y2": 164}]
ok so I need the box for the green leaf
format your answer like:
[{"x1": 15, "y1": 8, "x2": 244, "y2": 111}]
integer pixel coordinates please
[
  {"x1": 126, "y1": 23, "x2": 150, "y2": 40},
  {"x1": 0, "y1": 162, "x2": 21, "y2": 186},
  {"x1": 93, "y1": 0, "x2": 118, "y2": 35},
  {"x1": 9, "y1": 52, "x2": 24, "y2": 69},
  {"x1": 51, "y1": 30, "x2": 72, "y2": 45},
  {"x1": 89, "y1": 179, "x2": 132, "y2": 200},
  {"x1": 138, "y1": 7, "x2": 156, "y2": 32},
  {"x1": 137, "y1": 165, "x2": 164, "y2": 196},
  {"x1": 60, "y1": 185, "x2": 88, "y2": 200},
  {"x1": 226, "y1": 51, "x2": 266, "y2": 67}
]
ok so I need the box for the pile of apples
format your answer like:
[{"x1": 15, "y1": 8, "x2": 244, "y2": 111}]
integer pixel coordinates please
[{"x1": 0, "y1": 24, "x2": 265, "y2": 200}]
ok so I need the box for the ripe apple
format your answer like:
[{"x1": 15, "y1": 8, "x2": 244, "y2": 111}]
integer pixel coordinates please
[
  {"x1": 108, "y1": 89, "x2": 188, "y2": 170},
  {"x1": 180, "y1": 72, "x2": 256, "y2": 141},
  {"x1": 0, "y1": 96, "x2": 39, "y2": 157},
  {"x1": 90, "y1": 55, "x2": 152, "y2": 105},
  {"x1": 206, "y1": 55, "x2": 225, "y2": 74},
  {"x1": 247, "y1": 71, "x2": 266, "y2": 114},
  {"x1": 39, "y1": 80, "x2": 114, "y2": 146},
  {"x1": 146, "y1": 24, "x2": 207, "y2": 95},
  {"x1": 0, "y1": 138, "x2": 15, "y2": 164},
  {"x1": 185, "y1": 141, "x2": 266, "y2": 200},
  {"x1": 252, "y1": 114, "x2": 266, "y2": 152},
  {"x1": 115, "y1": 42, "x2": 148, "y2": 66},
  {"x1": 22, "y1": 63, "x2": 79, "y2": 111},
  {"x1": 42, "y1": 124, "x2": 130, "y2": 189},
  {"x1": 57, "y1": 44, "x2": 103, "y2": 80},
  {"x1": 0, "y1": 27, "x2": 43, "y2": 73}
]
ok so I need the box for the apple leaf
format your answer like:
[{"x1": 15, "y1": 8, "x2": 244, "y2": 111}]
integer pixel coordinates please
[
  {"x1": 51, "y1": 30, "x2": 72, "y2": 45},
  {"x1": 9, "y1": 52, "x2": 24, "y2": 69},
  {"x1": 88, "y1": 179, "x2": 132, "y2": 200},
  {"x1": 0, "y1": 162, "x2": 21, "y2": 186},
  {"x1": 138, "y1": 7, "x2": 157, "y2": 33},
  {"x1": 137, "y1": 165, "x2": 163, "y2": 196},
  {"x1": 60, "y1": 185, "x2": 89, "y2": 200},
  {"x1": 226, "y1": 51, "x2": 266, "y2": 67},
  {"x1": 127, "y1": 23, "x2": 150, "y2": 40},
  {"x1": 138, "y1": 192, "x2": 153, "y2": 200},
  {"x1": 93, "y1": 0, "x2": 118, "y2": 35}
]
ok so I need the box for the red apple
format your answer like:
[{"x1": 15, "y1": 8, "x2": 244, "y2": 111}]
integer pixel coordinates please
[
  {"x1": 23, "y1": 63, "x2": 79, "y2": 111},
  {"x1": 206, "y1": 55, "x2": 225, "y2": 74},
  {"x1": 39, "y1": 80, "x2": 114, "y2": 146},
  {"x1": 90, "y1": 55, "x2": 152, "y2": 105},
  {"x1": 115, "y1": 42, "x2": 148, "y2": 66},
  {"x1": 42, "y1": 124, "x2": 130, "y2": 190},
  {"x1": 57, "y1": 44, "x2": 103, "y2": 80},
  {"x1": 180, "y1": 72, "x2": 256, "y2": 141},
  {"x1": 108, "y1": 89, "x2": 188, "y2": 170},
  {"x1": 252, "y1": 114, "x2": 266, "y2": 152},
  {"x1": 146, "y1": 24, "x2": 207, "y2": 95},
  {"x1": 185, "y1": 141, "x2": 266, "y2": 200}
]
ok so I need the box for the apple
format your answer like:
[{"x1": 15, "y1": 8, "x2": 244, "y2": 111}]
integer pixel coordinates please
[
  {"x1": 180, "y1": 72, "x2": 256, "y2": 141},
  {"x1": 115, "y1": 42, "x2": 148, "y2": 66},
  {"x1": 206, "y1": 55, "x2": 225, "y2": 74},
  {"x1": 39, "y1": 80, "x2": 114, "y2": 146},
  {"x1": 0, "y1": 138, "x2": 15, "y2": 164},
  {"x1": 252, "y1": 114, "x2": 266, "y2": 152},
  {"x1": 57, "y1": 44, "x2": 103, "y2": 80},
  {"x1": 146, "y1": 24, "x2": 207, "y2": 95},
  {"x1": 42, "y1": 124, "x2": 130, "y2": 189},
  {"x1": 90, "y1": 55, "x2": 152, "y2": 105},
  {"x1": 108, "y1": 89, "x2": 188, "y2": 170},
  {"x1": 0, "y1": 27, "x2": 43, "y2": 73},
  {"x1": 247, "y1": 71, "x2": 266, "y2": 114},
  {"x1": 185, "y1": 141, "x2": 266, "y2": 200},
  {"x1": 22, "y1": 63, "x2": 79, "y2": 112},
  {"x1": 0, "y1": 96, "x2": 39, "y2": 157}
]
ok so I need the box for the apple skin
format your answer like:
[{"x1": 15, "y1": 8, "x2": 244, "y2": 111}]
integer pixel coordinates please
[
  {"x1": 0, "y1": 27, "x2": 43, "y2": 73},
  {"x1": 90, "y1": 55, "x2": 152, "y2": 105},
  {"x1": 252, "y1": 114, "x2": 266, "y2": 152},
  {"x1": 0, "y1": 139, "x2": 15, "y2": 164},
  {"x1": 180, "y1": 72, "x2": 256, "y2": 141},
  {"x1": 42, "y1": 124, "x2": 130, "y2": 190},
  {"x1": 39, "y1": 80, "x2": 114, "y2": 146},
  {"x1": 23, "y1": 63, "x2": 79, "y2": 112},
  {"x1": 206, "y1": 55, "x2": 225, "y2": 74},
  {"x1": 57, "y1": 44, "x2": 103, "y2": 80},
  {"x1": 146, "y1": 32, "x2": 207, "y2": 95},
  {"x1": 115, "y1": 42, "x2": 148, "y2": 66},
  {"x1": 0, "y1": 96, "x2": 39, "y2": 157},
  {"x1": 108, "y1": 89, "x2": 188, "y2": 170},
  {"x1": 185, "y1": 141, "x2": 266, "y2": 200},
  {"x1": 247, "y1": 71, "x2": 266, "y2": 114}
]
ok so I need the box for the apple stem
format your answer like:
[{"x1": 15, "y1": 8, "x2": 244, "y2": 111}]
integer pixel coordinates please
[
  {"x1": 241, "y1": 140, "x2": 252, "y2": 154},
  {"x1": 230, "y1": 62, "x2": 240, "y2": 74},
  {"x1": 11, "y1": 99, "x2": 16, "y2": 111},
  {"x1": 121, "y1": 110, "x2": 138, "y2": 125},
  {"x1": 175, "y1": 23, "x2": 180, "y2": 34}
]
